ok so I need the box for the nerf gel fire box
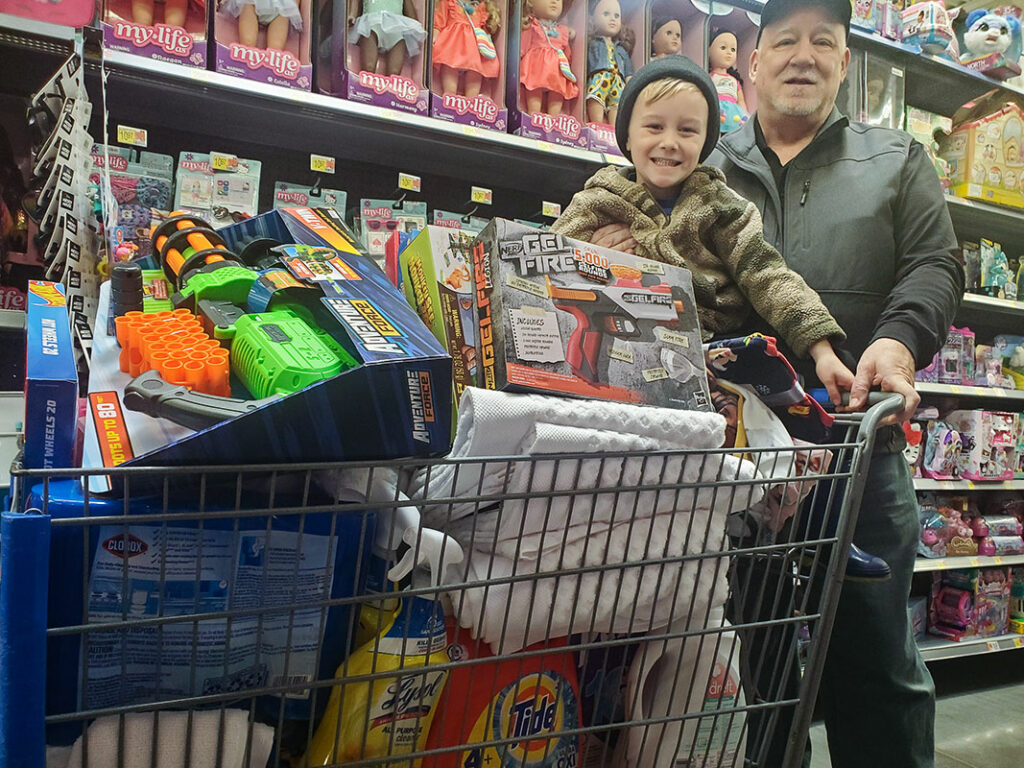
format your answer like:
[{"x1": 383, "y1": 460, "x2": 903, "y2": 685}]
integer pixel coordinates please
[
  {"x1": 473, "y1": 219, "x2": 712, "y2": 411},
  {"x1": 25, "y1": 281, "x2": 78, "y2": 469}
]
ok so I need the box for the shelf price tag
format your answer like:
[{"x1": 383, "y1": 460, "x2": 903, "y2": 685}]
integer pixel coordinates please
[
  {"x1": 970, "y1": 557, "x2": 980, "y2": 566},
  {"x1": 994, "y1": 557, "x2": 1003, "y2": 565},
  {"x1": 310, "y1": 154, "x2": 336, "y2": 174},
  {"x1": 211, "y1": 152, "x2": 239, "y2": 172},
  {"x1": 542, "y1": 201, "x2": 562, "y2": 218},
  {"x1": 398, "y1": 172, "x2": 421, "y2": 192},
  {"x1": 1014, "y1": 638, "x2": 1023, "y2": 648},
  {"x1": 471, "y1": 186, "x2": 492, "y2": 205},
  {"x1": 986, "y1": 641, "x2": 999, "y2": 652},
  {"x1": 116, "y1": 125, "x2": 147, "y2": 147}
]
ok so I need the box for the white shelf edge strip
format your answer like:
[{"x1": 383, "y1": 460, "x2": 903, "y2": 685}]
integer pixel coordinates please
[
  {"x1": 918, "y1": 632, "x2": 1024, "y2": 661},
  {"x1": 914, "y1": 478, "x2": 1024, "y2": 491},
  {"x1": 916, "y1": 383, "x2": 1024, "y2": 401},
  {"x1": 914, "y1": 553, "x2": 1024, "y2": 572}
]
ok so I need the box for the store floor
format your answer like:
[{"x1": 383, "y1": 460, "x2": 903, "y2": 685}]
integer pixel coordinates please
[{"x1": 808, "y1": 654, "x2": 1024, "y2": 767}]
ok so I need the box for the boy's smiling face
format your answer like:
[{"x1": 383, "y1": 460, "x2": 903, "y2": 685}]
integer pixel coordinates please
[{"x1": 627, "y1": 87, "x2": 707, "y2": 200}]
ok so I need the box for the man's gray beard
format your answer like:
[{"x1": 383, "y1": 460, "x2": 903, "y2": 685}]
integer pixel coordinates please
[{"x1": 766, "y1": 95, "x2": 826, "y2": 117}]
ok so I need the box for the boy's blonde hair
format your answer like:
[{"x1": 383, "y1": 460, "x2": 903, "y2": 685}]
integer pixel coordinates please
[{"x1": 638, "y1": 78, "x2": 702, "y2": 106}]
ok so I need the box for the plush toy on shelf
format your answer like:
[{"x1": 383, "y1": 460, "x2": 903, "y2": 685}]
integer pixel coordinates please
[
  {"x1": 220, "y1": 0, "x2": 301, "y2": 50},
  {"x1": 585, "y1": 0, "x2": 634, "y2": 124},
  {"x1": 958, "y1": 9, "x2": 1023, "y2": 80},
  {"x1": 708, "y1": 26, "x2": 748, "y2": 134},
  {"x1": 348, "y1": 0, "x2": 427, "y2": 76},
  {"x1": 650, "y1": 16, "x2": 682, "y2": 58},
  {"x1": 520, "y1": 0, "x2": 578, "y2": 116},
  {"x1": 432, "y1": 0, "x2": 501, "y2": 98}
]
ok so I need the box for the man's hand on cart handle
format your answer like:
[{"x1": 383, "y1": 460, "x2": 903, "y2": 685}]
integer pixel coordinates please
[{"x1": 846, "y1": 338, "x2": 919, "y2": 424}]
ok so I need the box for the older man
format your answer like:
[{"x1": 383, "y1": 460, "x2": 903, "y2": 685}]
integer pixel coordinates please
[
  {"x1": 592, "y1": 0, "x2": 962, "y2": 764},
  {"x1": 714, "y1": 1, "x2": 961, "y2": 766}
]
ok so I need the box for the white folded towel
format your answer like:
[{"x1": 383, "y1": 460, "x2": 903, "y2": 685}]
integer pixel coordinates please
[{"x1": 62, "y1": 710, "x2": 274, "y2": 768}]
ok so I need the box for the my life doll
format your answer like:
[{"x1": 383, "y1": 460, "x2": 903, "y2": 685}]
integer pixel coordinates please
[
  {"x1": 220, "y1": 0, "x2": 302, "y2": 50},
  {"x1": 433, "y1": 0, "x2": 501, "y2": 98},
  {"x1": 520, "y1": 0, "x2": 578, "y2": 116},
  {"x1": 707, "y1": 27, "x2": 748, "y2": 133},
  {"x1": 132, "y1": 0, "x2": 192, "y2": 27},
  {"x1": 650, "y1": 16, "x2": 682, "y2": 58},
  {"x1": 348, "y1": 0, "x2": 427, "y2": 76},
  {"x1": 585, "y1": 0, "x2": 634, "y2": 124}
]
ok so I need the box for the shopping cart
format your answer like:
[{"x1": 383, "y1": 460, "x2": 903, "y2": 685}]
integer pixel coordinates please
[{"x1": 0, "y1": 394, "x2": 903, "y2": 768}]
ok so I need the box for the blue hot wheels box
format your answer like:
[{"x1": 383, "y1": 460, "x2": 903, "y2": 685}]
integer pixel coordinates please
[
  {"x1": 24, "y1": 281, "x2": 78, "y2": 469},
  {"x1": 81, "y1": 207, "x2": 452, "y2": 481}
]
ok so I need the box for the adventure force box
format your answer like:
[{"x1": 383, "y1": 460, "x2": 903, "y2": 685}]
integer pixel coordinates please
[
  {"x1": 82, "y1": 207, "x2": 452, "y2": 487},
  {"x1": 472, "y1": 219, "x2": 712, "y2": 411},
  {"x1": 399, "y1": 226, "x2": 479, "y2": 432},
  {"x1": 24, "y1": 281, "x2": 79, "y2": 470}
]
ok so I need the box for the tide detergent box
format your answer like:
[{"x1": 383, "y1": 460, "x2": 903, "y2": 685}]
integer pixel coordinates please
[
  {"x1": 472, "y1": 218, "x2": 712, "y2": 411},
  {"x1": 422, "y1": 618, "x2": 581, "y2": 767},
  {"x1": 24, "y1": 281, "x2": 78, "y2": 469},
  {"x1": 400, "y1": 226, "x2": 479, "y2": 431},
  {"x1": 81, "y1": 207, "x2": 452, "y2": 489}
]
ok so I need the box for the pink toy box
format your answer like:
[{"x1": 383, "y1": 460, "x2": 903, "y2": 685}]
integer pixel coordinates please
[
  {"x1": 506, "y1": 0, "x2": 587, "y2": 148},
  {"x1": 214, "y1": 0, "x2": 313, "y2": 90},
  {"x1": 2, "y1": 0, "x2": 94, "y2": 26},
  {"x1": 102, "y1": 0, "x2": 207, "y2": 69},
  {"x1": 922, "y1": 419, "x2": 966, "y2": 480},
  {"x1": 428, "y1": 0, "x2": 510, "y2": 130},
  {"x1": 946, "y1": 409, "x2": 1019, "y2": 482},
  {"x1": 901, "y1": 1, "x2": 959, "y2": 59},
  {"x1": 929, "y1": 567, "x2": 1011, "y2": 641}
]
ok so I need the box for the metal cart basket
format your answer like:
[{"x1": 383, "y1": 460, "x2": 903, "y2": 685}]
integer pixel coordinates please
[{"x1": 1, "y1": 395, "x2": 903, "y2": 768}]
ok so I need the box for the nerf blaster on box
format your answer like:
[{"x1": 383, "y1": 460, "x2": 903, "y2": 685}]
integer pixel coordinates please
[
  {"x1": 118, "y1": 213, "x2": 358, "y2": 430},
  {"x1": 545, "y1": 267, "x2": 688, "y2": 383}
]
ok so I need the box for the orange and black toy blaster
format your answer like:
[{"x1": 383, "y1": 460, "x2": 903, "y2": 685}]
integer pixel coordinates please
[{"x1": 545, "y1": 272, "x2": 686, "y2": 383}]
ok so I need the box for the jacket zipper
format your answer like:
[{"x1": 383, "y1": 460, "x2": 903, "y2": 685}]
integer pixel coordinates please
[{"x1": 800, "y1": 180, "x2": 810, "y2": 206}]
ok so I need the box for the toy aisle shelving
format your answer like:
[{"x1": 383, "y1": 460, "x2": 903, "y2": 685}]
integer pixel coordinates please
[{"x1": 1, "y1": 0, "x2": 1024, "y2": 661}]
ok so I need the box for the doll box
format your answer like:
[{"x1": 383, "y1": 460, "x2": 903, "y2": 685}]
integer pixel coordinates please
[
  {"x1": 399, "y1": 226, "x2": 479, "y2": 433},
  {"x1": 430, "y1": 93, "x2": 508, "y2": 130},
  {"x1": 939, "y1": 93, "x2": 1024, "y2": 210},
  {"x1": 348, "y1": 72, "x2": 430, "y2": 114},
  {"x1": 960, "y1": 52, "x2": 1022, "y2": 80},
  {"x1": 80, "y1": 207, "x2": 452, "y2": 488},
  {"x1": 214, "y1": 0, "x2": 314, "y2": 90},
  {"x1": 945, "y1": 409, "x2": 1020, "y2": 482},
  {"x1": 929, "y1": 567, "x2": 1011, "y2": 640},
  {"x1": 471, "y1": 218, "x2": 712, "y2": 411},
  {"x1": 101, "y1": 0, "x2": 208, "y2": 69},
  {"x1": 583, "y1": 122, "x2": 621, "y2": 155}
]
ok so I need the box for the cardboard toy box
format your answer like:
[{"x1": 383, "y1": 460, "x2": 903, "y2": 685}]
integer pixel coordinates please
[
  {"x1": 929, "y1": 567, "x2": 1011, "y2": 641},
  {"x1": 81, "y1": 207, "x2": 452, "y2": 489},
  {"x1": 24, "y1": 281, "x2": 79, "y2": 470},
  {"x1": 945, "y1": 409, "x2": 1019, "y2": 482},
  {"x1": 939, "y1": 90, "x2": 1024, "y2": 210},
  {"x1": 101, "y1": 0, "x2": 208, "y2": 69},
  {"x1": 472, "y1": 218, "x2": 712, "y2": 411},
  {"x1": 399, "y1": 226, "x2": 479, "y2": 431}
]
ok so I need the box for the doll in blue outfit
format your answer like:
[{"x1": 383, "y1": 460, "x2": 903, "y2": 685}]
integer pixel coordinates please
[
  {"x1": 585, "y1": 0, "x2": 634, "y2": 124},
  {"x1": 348, "y1": 0, "x2": 427, "y2": 76}
]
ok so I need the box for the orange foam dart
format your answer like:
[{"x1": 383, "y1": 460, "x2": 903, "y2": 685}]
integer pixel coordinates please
[
  {"x1": 162, "y1": 357, "x2": 188, "y2": 386},
  {"x1": 156, "y1": 216, "x2": 228, "y2": 279},
  {"x1": 149, "y1": 350, "x2": 171, "y2": 373},
  {"x1": 172, "y1": 308, "x2": 194, "y2": 321},
  {"x1": 207, "y1": 351, "x2": 230, "y2": 397},
  {"x1": 184, "y1": 360, "x2": 205, "y2": 391}
]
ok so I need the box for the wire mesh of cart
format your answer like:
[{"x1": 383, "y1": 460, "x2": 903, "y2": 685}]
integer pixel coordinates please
[{"x1": 0, "y1": 394, "x2": 904, "y2": 768}]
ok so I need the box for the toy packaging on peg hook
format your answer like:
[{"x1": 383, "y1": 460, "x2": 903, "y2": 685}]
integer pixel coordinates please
[
  {"x1": 327, "y1": 0, "x2": 432, "y2": 113},
  {"x1": 429, "y1": 0, "x2": 510, "y2": 130},
  {"x1": 214, "y1": 0, "x2": 314, "y2": 89},
  {"x1": 101, "y1": 0, "x2": 208, "y2": 68},
  {"x1": 507, "y1": 0, "x2": 588, "y2": 147}
]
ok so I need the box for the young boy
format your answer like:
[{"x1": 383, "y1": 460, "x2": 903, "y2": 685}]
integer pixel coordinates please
[{"x1": 553, "y1": 56, "x2": 854, "y2": 403}]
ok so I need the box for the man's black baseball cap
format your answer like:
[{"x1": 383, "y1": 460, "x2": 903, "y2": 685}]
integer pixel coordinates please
[{"x1": 757, "y1": 0, "x2": 852, "y2": 44}]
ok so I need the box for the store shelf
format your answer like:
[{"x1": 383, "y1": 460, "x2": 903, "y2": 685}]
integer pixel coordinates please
[
  {"x1": 914, "y1": 478, "x2": 1024, "y2": 491},
  {"x1": 960, "y1": 293, "x2": 1024, "y2": 317},
  {"x1": 916, "y1": 382, "x2": 1024, "y2": 403},
  {"x1": 96, "y1": 50, "x2": 623, "y2": 198},
  {"x1": 0, "y1": 13, "x2": 76, "y2": 45},
  {"x1": 918, "y1": 632, "x2": 1024, "y2": 662},
  {"x1": 914, "y1": 553, "x2": 1024, "y2": 572},
  {"x1": 945, "y1": 195, "x2": 1024, "y2": 251}
]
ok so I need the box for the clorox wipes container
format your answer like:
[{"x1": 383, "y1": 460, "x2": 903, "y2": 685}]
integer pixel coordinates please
[{"x1": 422, "y1": 619, "x2": 582, "y2": 768}]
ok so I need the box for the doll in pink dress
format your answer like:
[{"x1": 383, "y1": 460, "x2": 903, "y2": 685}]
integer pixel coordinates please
[
  {"x1": 433, "y1": 0, "x2": 501, "y2": 97},
  {"x1": 520, "y1": 0, "x2": 578, "y2": 116},
  {"x1": 708, "y1": 27, "x2": 748, "y2": 133}
]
